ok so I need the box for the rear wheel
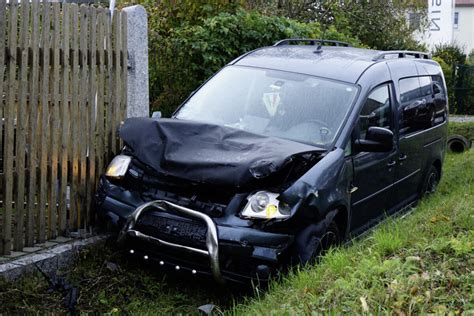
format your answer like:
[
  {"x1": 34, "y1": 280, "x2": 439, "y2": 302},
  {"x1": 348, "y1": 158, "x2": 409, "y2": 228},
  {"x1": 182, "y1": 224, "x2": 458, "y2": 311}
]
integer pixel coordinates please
[{"x1": 422, "y1": 165, "x2": 440, "y2": 196}]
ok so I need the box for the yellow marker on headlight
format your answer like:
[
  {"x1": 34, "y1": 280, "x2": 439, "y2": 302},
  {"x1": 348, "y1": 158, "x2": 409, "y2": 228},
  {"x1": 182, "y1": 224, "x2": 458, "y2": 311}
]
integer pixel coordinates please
[{"x1": 265, "y1": 204, "x2": 278, "y2": 218}]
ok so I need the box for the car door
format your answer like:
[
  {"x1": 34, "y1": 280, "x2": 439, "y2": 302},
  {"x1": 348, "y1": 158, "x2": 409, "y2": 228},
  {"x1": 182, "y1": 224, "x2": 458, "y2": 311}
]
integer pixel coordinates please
[
  {"x1": 350, "y1": 83, "x2": 399, "y2": 231},
  {"x1": 395, "y1": 77, "x2": 426, "y2": 207}
]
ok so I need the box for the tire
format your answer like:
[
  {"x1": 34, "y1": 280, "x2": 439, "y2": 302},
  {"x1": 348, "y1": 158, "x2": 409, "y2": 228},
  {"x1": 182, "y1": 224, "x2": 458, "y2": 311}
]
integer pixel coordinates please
[
  {"x1": 422, "y1": 165, "x2": 440, "y2": 197},
  {"x1": 297, "y1": 221, "x2": 341, "y2": 265},
  {"x1": 447, "y1": 135, "x2": 471, "y2": 153}
]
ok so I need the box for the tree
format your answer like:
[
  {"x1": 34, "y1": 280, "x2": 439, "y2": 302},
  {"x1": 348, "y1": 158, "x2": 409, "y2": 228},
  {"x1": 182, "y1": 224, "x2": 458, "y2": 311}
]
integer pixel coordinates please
[{"x1": 247, "y1": 0, "x2": 428, "y2": 51}]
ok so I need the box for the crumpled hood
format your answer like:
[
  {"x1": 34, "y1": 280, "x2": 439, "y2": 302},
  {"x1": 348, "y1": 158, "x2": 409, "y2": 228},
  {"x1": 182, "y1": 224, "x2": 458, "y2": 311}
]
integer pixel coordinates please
[{"x1": 119, "y1": 118, "x2": 323, "y2": 187}]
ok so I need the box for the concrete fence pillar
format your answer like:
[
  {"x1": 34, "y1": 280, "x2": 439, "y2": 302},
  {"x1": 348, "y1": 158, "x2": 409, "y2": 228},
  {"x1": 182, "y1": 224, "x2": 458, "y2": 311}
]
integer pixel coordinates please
[{"x1": 123, "y1": 5, "x2": 149, "y2": 118}]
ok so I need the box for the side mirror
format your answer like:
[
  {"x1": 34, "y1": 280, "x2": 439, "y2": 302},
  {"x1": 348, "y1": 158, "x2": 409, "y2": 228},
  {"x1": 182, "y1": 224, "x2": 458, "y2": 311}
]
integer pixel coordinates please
[
  {"x1": 151, "y1": 111, "x2": 162, "y2": 119},
  {"x1": 355, "y1": 127, "x2": 393, "y2": 152}
]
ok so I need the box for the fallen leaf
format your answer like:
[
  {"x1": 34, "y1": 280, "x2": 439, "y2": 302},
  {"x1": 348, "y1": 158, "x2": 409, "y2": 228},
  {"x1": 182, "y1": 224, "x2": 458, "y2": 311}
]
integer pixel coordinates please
[
  {"x1": 360, "y1": 296, "x2": 369, "y2": 312},
  {"x1": 394, "y1": 308, "x2": 406, "y2": 316},
  {"x1": 406, "y1": 256, "x2": 421, "y2": 262}
]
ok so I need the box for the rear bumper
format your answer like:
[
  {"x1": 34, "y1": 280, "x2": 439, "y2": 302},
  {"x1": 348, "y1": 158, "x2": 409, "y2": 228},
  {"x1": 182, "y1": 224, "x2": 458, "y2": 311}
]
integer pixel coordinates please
[{"x1": 95, "y1": 178, "x2": 293, "y2": 283}]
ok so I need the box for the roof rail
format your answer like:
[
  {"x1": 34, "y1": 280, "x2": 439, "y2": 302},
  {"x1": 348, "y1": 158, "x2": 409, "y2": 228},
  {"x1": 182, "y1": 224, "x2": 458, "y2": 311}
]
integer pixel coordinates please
[
  {"x1": 373, "y1": 50, "x2": 432, "y2": 61},
  {"x1": 273, "y1": 38, "x2": 352, "y2": 47}
]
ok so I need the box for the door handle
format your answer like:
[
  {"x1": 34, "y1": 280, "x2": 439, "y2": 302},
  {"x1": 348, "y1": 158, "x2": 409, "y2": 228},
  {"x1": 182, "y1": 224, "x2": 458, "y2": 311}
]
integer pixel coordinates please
[
  {"x1": 386, "y1": 160, "x2": 396, "y2": 167},
  {"x1": 399, "y1": 154, "x2": 407, "y2": 161},
  {"x1": 348, "y1": 185, "x2": 358, "y2": 194}
]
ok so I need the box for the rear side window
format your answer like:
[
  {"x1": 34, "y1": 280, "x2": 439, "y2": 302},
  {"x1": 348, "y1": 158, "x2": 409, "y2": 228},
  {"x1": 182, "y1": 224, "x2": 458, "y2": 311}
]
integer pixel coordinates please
[
  {"x1": 399, "y1": 76, "x2": 446, "y2": 136},
  {"x1": 358, "y1": 84, "x2": 392, "y2": 140},
  {"x1": 432, "y1": 75, "x2": 446, "y2": 95},
  {"x1": 399, "y1": 77, "x2": 421, "y2": 104},
  {"x1": 399, "y1": 77, "x2": 422, "y2": 135},
  {"x1": 419, "y1": 76, "x2": 432, "y2": 96},
  {"x1": 431, "y1": 75, "x2": 448, "y2": 125}
]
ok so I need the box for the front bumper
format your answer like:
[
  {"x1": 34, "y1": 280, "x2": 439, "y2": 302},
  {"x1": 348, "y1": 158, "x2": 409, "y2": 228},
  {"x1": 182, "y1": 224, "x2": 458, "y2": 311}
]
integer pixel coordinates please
[
  {"x1": 119, "y1": 200, "x2": 223, "y2": 282},
  {"x1": 96, "y1": 178, "x2": 293, "y2": 283}
]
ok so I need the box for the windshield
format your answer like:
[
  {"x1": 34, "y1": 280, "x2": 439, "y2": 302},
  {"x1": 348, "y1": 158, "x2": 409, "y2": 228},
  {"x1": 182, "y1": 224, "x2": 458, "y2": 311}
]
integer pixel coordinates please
[{"x1": 175, "y1": 66, "x2": 358, "y2": 148}]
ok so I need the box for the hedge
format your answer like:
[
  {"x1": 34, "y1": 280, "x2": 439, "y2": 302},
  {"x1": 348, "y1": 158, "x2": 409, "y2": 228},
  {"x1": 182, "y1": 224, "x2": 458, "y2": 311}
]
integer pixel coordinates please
[{"x1": 148, "y1": 9, "x2": 360, "y2": 116}]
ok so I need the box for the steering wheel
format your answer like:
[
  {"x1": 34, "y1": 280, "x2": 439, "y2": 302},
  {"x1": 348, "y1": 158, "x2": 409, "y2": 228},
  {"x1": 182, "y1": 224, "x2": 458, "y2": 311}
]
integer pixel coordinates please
[
  {"x1": 304, "y1": 119, "x2": 332, "y2": 138},
  {"x1": 284, "y1": 119, "x2": 332, "y2": 145}
]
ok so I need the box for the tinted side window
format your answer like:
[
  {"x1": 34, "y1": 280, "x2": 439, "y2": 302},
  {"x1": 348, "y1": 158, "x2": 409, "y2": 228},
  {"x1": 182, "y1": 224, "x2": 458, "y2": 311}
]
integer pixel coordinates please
[
  {"x1": 431, "y1": 75, "x2": 445, "y2": 94},
  {"x1": 419, "y1": 76, "x2": 432, "y2": 96},
  {"x1": 431, "y1": 75, "x2": 447, "y2": 125},
  {"x1": 359, "y1": 84, "x2": 392, "y2": 140},
  {"x1": 399, "y1": 77, "x2": 421, "y2": 104},
  {"x1": 399, "y1": 77, "x2": 422, "y2": 135}
]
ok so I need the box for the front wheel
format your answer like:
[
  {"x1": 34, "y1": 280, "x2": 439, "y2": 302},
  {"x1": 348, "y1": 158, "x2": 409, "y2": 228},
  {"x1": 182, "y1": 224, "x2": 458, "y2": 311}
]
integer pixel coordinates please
[{"x1": 295, "y1": 220, "x2": 341, "y2": 265}]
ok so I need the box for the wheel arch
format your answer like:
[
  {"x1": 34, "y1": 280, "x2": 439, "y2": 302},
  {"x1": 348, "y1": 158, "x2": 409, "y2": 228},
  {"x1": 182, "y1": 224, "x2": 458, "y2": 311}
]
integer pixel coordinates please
[{"x1": 332, "y1": 205, "x2": 349, "y2": 240}]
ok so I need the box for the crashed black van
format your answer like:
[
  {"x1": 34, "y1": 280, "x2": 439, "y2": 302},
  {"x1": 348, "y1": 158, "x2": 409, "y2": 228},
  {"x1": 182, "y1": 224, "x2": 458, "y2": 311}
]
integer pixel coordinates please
[{"x1": 96, "y1": 39, "x2": 448, "y2": 283}]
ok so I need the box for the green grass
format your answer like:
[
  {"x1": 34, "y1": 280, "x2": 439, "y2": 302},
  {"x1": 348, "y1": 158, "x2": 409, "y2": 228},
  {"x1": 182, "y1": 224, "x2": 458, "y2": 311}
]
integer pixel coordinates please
[
  {"x1": 232, "y1": 150, "x2": 474, "y2": 315},
  {"x1": 449, "y1": 121, "x2": 474, "y2": 141},
  {"x1": 0, "y1": 151, "x2": 473, "y2": 314}
]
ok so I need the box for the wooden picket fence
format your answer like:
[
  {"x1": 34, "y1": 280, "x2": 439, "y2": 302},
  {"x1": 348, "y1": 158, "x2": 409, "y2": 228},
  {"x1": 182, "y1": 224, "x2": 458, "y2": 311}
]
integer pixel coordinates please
[{"x1": 0, "y1": 0, "x2": 128, "y2": 255}]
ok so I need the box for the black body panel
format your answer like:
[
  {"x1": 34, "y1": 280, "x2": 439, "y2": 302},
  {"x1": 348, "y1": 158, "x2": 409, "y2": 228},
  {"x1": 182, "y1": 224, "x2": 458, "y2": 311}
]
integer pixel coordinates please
[{"x1": 120, "y1": 117, "x2": 322, "y2": 188}]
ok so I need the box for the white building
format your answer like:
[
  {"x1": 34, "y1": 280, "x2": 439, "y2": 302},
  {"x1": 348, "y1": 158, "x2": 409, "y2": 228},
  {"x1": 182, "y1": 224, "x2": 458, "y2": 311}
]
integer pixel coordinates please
[{"x1": 453, "y1": 0, "x2": 474, "y2": 53}]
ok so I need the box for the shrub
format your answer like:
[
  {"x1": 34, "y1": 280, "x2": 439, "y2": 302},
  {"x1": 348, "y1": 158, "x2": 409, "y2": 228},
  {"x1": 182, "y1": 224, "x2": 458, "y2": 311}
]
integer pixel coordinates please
[
  {"x1": 467, "y1": 49, "x2": 474, "y2": 65},
  {"x1": 149, "y1": 9, "x2": 359, "y2": 116},
  {"x1": 432, "y1": 43, "x2": 474, "y2": 114},
  {"x1": 432, "y1": 56, "x2": 455, "y2": 110},
  {"x1": 432, "y1": 42, "x2": 467, "y2": 65}
]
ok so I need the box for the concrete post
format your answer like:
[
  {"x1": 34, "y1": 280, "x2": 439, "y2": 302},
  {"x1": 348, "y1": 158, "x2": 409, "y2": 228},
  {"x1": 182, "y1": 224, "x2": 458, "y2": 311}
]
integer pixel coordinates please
[{"x1": 123, "y1": 5, "x2": 149, "y2": 118}]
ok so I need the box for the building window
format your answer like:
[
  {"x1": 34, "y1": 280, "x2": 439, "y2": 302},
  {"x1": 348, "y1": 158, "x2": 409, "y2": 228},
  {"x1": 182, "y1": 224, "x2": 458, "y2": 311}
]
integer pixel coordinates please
[{"x1": 454, "y1": 12, "x2": 459, "y2": 29}]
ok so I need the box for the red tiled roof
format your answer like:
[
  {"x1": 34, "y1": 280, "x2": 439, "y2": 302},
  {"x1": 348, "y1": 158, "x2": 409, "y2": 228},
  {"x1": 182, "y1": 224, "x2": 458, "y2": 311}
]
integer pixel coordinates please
[{"x1": 456, "y1": 0, "x2": 474, "y2": 6}]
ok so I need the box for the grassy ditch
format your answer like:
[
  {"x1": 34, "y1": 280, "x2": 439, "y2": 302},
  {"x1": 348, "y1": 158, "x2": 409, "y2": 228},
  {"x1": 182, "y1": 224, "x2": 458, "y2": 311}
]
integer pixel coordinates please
[
  {"x1": 449, "y1": 121, "x2": 474, "y2": 142},
  {"x1": 0, "y1": 151, "x2": 473, "y2": 314},
  {"x1": 0, "y1": 241, "x2": 246, "y2": 314},
  {"x1": 233, "y1": 150, "x2": 474, "y2": 314}
]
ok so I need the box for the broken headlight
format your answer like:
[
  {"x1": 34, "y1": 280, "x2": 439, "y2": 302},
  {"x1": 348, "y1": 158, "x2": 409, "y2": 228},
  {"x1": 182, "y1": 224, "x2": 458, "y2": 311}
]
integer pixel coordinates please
[
  {"x1": 105, "y1": 155, "x2": 132, "y2": 179},
  {"x1": 241, "y1": 191, "x2": 291, "y2": 219}
]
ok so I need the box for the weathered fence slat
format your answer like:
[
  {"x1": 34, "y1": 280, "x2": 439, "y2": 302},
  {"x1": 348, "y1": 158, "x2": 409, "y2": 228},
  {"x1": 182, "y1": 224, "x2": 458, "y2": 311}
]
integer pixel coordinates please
[
  {"x1": 25, "y1": 0, "x2": 40, "y2": 247},
  {"x1": 3, "y1": 0, "x2": 19, "y2": 255},
  {"x1": 105, "y1": 11, "x2": 113, "y2": 163},
  {"x1": 70, "y1": 3, "x2": 79, "y2": 231},
  {"x1": 48, "y1": 2, "x2": 61, "y2": 239},
  {"x1": 13, "y1": 0, "x2": 30, "y2": 251},
  {"x1": 0, "y1": 0, "x2": 7, "y2": 254},
  {"x1": 113, "y1": 10, "x2": 121, "y2": 156},
  {"x1": 37, "y1": 1, "x2": 51, "y2": 244},
  {"x1": 78, "y1": 5, "x2": 89, "y2": 229},
  {"x1": 59, "y1": 3, "x2": 70, "y2": 235},
  {"x1": 96, "y1": 9, "x2": 106, "y2": 190},
  {"x1": 86, "y1": 8, "x2": 97, "y2": 225}
]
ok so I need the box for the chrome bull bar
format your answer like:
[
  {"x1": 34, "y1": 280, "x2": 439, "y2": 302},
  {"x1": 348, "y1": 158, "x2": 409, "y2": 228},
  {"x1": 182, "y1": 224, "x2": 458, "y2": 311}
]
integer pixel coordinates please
[{"x1": 118, "y1": 200, "x2": 223, "y2": 283}]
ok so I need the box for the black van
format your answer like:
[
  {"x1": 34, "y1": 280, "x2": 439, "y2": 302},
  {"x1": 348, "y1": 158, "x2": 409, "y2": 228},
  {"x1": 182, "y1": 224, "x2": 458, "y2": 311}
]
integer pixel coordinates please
[{"x1": 95, "y1": 39, "x2": 448, "y2": 283}]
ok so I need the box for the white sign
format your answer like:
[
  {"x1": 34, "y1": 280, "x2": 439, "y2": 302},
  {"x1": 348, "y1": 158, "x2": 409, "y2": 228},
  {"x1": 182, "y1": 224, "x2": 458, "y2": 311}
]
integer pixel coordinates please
[{"x1": 427, "y1": 0, "x2": 454, "y2": 47}]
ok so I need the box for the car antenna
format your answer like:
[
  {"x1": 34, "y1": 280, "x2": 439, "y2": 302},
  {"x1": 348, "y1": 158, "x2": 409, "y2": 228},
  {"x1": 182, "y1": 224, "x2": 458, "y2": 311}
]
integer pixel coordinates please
[
  {"x1": 314, "y1": 28, "x2": 327, "y2": 54},
  {"x1": 315, "y1": 8, "x2": 331, "y2": 54}
]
